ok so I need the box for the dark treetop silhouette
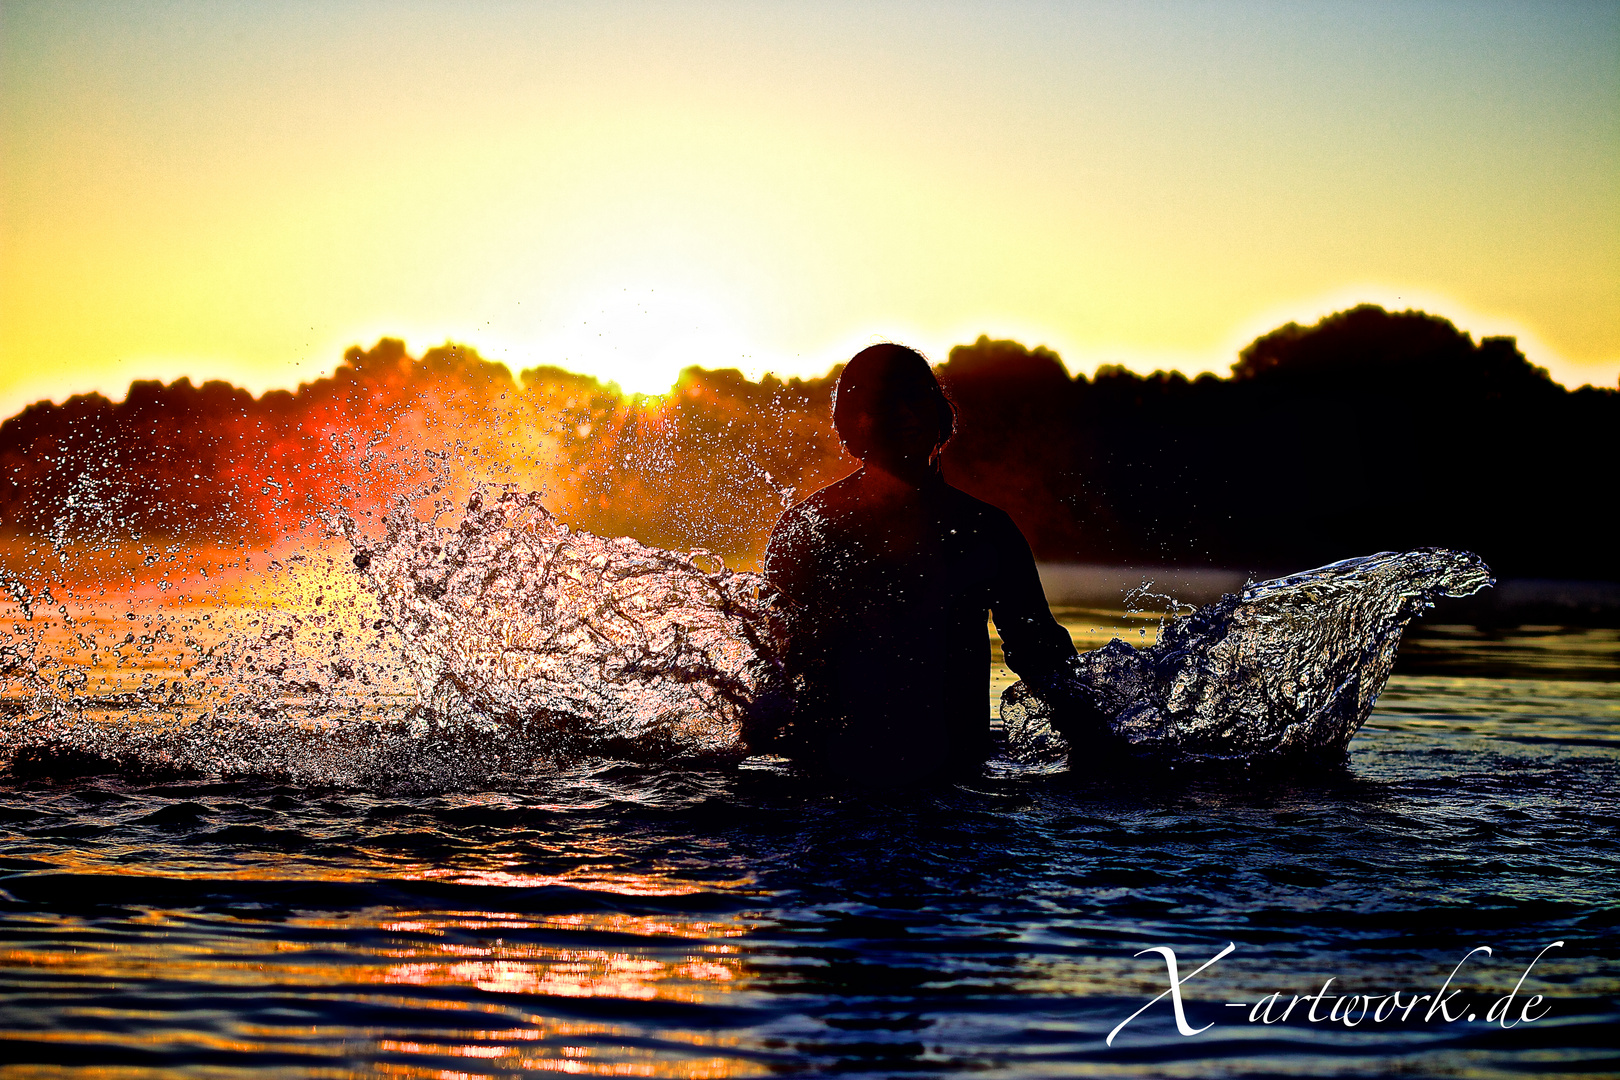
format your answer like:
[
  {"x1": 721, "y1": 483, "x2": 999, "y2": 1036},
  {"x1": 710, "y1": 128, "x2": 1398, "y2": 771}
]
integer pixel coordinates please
[
  {"x1": 2, "y1": 305, "x2": 1614, "y2": 583},
  {"x1": 758, "y1": 344, "x2": 1079, "y2": 781}
]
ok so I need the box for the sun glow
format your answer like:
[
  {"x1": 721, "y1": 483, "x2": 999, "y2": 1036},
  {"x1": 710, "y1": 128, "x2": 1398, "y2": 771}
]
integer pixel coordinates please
[
  {"x1": 532, "y1": 285, "x2": 757, "y2": 396},
  {"x1": 1, "y1": 3, "x2": 1615, "y2": 415}
]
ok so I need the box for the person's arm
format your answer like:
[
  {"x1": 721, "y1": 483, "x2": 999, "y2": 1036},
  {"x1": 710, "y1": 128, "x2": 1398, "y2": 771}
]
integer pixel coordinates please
[
  {"x1": 987, "y1": 509, "x2": 1074, "y2": 680},
  {"x1": 987, "y1": 510, "x2": 1107, "y2": 738},
  {"x1": 763, "y1": 502, "x2": 816, "y2": 606},
  {"x1": 751, "y1": 502, "x2": 827, "y2": 755}
]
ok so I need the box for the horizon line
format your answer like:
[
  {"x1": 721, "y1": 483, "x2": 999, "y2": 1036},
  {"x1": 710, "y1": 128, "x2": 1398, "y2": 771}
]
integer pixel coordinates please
[{"x1": 6, "y1": 300, "x2": 1616, "y2": 421}]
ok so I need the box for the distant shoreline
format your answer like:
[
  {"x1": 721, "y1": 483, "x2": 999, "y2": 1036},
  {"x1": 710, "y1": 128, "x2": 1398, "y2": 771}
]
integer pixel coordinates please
[{"x1": 1036, "y1": 563, "x2": 1620, "y2": 627}]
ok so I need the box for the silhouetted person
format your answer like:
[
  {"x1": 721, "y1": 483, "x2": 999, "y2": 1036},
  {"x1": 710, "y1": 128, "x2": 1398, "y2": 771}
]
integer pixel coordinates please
[{"x1": 760, "y1": 343, "x2": 1081, "y2": 783}]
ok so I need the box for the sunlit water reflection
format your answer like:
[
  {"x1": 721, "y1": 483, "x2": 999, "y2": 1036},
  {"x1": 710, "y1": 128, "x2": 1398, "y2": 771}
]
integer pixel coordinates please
[{"x1": 0, "y1": 616, "x2": 1615, "y2": 1077}]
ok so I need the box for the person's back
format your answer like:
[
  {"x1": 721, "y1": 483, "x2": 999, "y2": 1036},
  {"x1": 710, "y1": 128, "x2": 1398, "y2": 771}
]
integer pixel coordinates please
[{"x1": 759, "y1": 343, "x2": 1077, "y2": 783}]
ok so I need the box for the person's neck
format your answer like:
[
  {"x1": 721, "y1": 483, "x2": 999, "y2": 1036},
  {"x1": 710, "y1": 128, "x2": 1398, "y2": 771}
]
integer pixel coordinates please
[{"x1": 858, "y1": 456, "x2": 942, "y2": 491}]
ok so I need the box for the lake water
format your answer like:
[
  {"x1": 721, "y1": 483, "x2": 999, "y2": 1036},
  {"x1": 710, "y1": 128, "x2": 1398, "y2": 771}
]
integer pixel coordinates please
[{"x1": 1, "y1": 611, "x2": 1615, "y2": 1078}]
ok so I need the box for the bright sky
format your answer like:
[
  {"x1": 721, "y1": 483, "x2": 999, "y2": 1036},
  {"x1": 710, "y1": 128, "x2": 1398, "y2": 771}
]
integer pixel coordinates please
[{"x1": 3, "y1": 0, "x2": 1616, "y2": 414}]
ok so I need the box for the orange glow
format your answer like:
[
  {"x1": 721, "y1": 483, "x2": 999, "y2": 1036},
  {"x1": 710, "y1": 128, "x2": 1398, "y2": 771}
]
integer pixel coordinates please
[
  {"x1": 0, "y1": 875, "x2": 765, "y2": 1077},
  {"x1": 407, "y1": 869, "x2": 751, "y2": 899},
  {"x1": 0, "y1": 339, "x2": 849, "y2": 567}
]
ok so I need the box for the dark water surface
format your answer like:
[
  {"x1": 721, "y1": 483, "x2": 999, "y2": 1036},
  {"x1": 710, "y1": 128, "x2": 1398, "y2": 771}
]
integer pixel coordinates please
[{"x1": 1, "y1": 621, "x2": 1616, "y2": 1078}]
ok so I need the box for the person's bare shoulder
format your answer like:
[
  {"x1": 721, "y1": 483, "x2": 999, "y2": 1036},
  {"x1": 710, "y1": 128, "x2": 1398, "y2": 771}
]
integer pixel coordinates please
[
  {"x1": 766, "y1": 476, "x2": 857, "y2": 584},
  {"x1": 940, "y1": 482, "x2": 1018, "y2": 533},
  {"x1": 779, "y1": 473, "x2": 862, "y2": 528}
]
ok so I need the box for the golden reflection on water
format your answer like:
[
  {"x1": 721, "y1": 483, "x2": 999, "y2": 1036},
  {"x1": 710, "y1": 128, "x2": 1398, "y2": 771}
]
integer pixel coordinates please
[
  {"x1": 381, "y1": 911, "x2": 749, "y2": 943},
  {"x1": 373, "y1": 902, "x2": 750, "y2": 1017},
  {"x1": 3, "y1": 919, "x2": 761, "y2": 1078},
  {"x1": 2, "y1": 863, "x2": 764, "y2": 1077},
  {"x1": 408, "y1": 867, "x2": 753, "y2": 898}
]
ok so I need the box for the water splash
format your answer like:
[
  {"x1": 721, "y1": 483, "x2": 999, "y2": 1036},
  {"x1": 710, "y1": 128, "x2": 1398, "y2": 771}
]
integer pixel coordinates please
[
  {"x1": 1, "y1": 489, "x2": 788, "y2": 788},
  {"x1": 1123, "y1": 580, "x2": 1196, "y2": 639},
  {"x1": 6, "y1": 504, "x2": 1494, "y2": 785},
  {"x1": 1003, "y1": 548, "x2": 1494, "y2": 766},
  {"x1": 346, "y1": 488, "x2": 787, "y2": 758}
]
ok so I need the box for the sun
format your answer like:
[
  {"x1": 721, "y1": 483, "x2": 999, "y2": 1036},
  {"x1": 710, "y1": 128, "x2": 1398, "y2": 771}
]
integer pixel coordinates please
[{"x1": 533, "y1": 284, "x2": 755, "y2": 396}]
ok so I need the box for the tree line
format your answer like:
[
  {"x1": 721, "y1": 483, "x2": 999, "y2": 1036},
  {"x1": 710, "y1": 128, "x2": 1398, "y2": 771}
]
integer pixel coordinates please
[{"x1": 2, "y1": 305, "x2": 1612, "y2": 580}]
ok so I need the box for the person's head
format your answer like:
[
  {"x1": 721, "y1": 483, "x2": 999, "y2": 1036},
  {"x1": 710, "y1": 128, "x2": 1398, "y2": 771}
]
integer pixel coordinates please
[{"x1": 832, "y1": 343, "x2": 955, "y2": 477}]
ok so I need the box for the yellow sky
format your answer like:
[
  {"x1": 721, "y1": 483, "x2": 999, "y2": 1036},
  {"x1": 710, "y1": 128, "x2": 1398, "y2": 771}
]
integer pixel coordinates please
[{"x1": 3, "y1": 1, "x2": 1616, "y2": 415}]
